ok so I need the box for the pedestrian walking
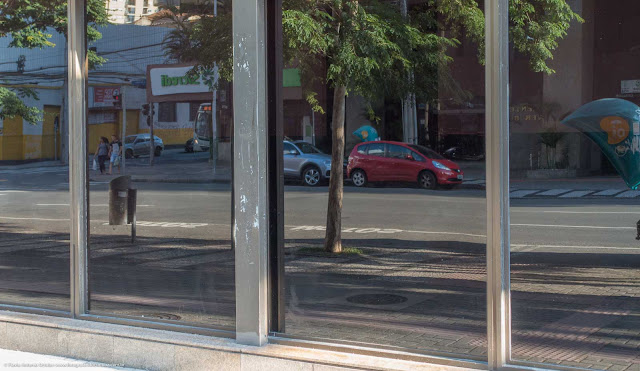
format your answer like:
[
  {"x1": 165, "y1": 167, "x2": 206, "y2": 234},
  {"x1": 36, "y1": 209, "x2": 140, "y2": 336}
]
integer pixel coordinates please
[
  {"x1": 108, "y1": 134, "x2": 122, "y2": 175},
  {"x1": 93, "y1": 137, "x2": 109, "y2": 174}
]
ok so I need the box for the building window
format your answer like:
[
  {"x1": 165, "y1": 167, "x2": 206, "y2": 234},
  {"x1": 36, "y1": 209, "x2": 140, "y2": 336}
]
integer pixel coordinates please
[{"x1": 158, "y1": 102, "x2": 176, "y2": 122}]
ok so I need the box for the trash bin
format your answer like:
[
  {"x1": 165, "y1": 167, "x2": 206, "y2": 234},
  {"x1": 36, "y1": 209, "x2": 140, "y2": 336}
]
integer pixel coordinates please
[{"x1": 109, "y1": 175, "x2": 131, "y2": 225}]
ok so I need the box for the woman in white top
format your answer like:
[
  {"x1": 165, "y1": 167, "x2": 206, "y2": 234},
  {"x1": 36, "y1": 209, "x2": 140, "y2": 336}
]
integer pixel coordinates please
[{"x1": 108, "y1": 134, "x2": 122, "y2": 175}]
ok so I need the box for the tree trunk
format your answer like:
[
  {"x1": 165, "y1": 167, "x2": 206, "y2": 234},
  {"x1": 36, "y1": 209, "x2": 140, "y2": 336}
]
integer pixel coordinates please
[{"x1": 324, "y1": 85, "x2": 347, "y2": 253}]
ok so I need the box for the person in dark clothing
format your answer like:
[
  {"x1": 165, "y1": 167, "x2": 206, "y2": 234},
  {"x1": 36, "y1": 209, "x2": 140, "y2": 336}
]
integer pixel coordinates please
[{"x1": 93, "y1": 137, "x2": 109, "y2": 174}]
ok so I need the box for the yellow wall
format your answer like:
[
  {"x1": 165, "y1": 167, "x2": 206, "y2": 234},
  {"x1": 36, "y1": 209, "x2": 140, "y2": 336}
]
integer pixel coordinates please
[
  {"x1": 41, "y1": 106, "x2": 61, "y2": 160},
  {"x1": 1, "y1": 116, "x2": 24, "y2": 161},
  {"x1": 137, "y1": 127, "x2": 193, "y2": 146},
  {"x1": 88, "y1": 122, "x2": 118, "y2": 154}
]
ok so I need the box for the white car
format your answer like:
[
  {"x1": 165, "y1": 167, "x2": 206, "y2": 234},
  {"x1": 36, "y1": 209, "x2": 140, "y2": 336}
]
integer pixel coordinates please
[{"x1": 124, "y1": 134, "x2": 164, "y2": 158}]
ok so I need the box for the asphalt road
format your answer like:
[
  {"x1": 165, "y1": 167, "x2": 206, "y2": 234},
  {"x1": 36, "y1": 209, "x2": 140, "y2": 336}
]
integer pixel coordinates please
[{"x1": 2, "y1": 165, "x2": 640, "y2": 254}]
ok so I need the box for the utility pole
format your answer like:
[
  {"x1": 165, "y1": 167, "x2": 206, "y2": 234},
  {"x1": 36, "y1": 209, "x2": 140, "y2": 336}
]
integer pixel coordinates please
[
  {"x1": 400, "y1": 0, "x2": 418, "y2": 144},
  {"x1": 121, "y1": 85, "x2": 127, "y2": 174},
  {"x1": 149, "y1": 103, "x2": 155, "y2": 166}
]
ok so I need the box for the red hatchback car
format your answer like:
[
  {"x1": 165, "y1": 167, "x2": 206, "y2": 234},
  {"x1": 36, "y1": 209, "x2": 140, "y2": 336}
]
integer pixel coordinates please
[{"x1": 347, "y1": 141, "x2": 463, "y2": 189}]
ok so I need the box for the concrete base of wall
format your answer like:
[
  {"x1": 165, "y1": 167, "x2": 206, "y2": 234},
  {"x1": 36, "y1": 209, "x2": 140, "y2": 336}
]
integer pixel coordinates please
[{"x1": 0, "y1": 311, "x2": 478, "y2": 371}]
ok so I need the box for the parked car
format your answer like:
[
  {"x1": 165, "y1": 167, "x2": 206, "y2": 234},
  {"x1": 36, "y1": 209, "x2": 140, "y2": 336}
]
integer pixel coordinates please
[
  {"x1": 443, "y1": 146, "x2": 485, "y2": 161},
  {"x1": 347, "y1": 141, "x2": 463, "y2": 189},
  {"x1": 284, "y1": 140, "x2": 334, "y2": 186},
  {"x1": 124, "y1": 134, "x2": 164, "y2": 158}
]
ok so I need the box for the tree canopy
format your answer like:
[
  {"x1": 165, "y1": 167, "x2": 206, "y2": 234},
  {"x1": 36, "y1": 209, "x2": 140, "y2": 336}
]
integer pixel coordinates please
[{"x1": 0, "y1": 0, "x2": 109, "y2": 124}]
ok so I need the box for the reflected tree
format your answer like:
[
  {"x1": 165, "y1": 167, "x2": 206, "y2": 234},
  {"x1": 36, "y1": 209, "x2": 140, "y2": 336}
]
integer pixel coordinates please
[
  {"x1": 156, "y1": 0, "x2": 581, "y2": 254},
  {"x1": 0, "y1": 0, "x2": 109, "y2": 159}
]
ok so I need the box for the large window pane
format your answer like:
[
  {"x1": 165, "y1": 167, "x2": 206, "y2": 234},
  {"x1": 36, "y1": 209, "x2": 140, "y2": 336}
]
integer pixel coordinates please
[
  {"x1": 510, "y1": 1, "x2": 640, "y2": 368},
  {"x1": 277, "y1": 1, "x2": 487, "y2": 357},
  {"x1": 86, "y1": 1, "x2": 234, "y2": 329},
  {"x1": 0, "y1": 1, "x2": 70, "y2": 311}
]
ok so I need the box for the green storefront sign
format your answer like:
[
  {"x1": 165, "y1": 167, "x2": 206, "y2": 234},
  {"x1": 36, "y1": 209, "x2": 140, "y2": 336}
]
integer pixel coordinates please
[{"x1": 161, "y1": 74, "x2": 200, "y2": 87}]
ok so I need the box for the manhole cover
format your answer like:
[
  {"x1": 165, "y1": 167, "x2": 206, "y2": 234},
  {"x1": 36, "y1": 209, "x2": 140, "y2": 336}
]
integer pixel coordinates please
[
  {"x1": 346, "y1": 294, "x2": 408, "y2": 305},
  {"x1": 140, "y1": 313, "x2": 182, "y2": 321}
]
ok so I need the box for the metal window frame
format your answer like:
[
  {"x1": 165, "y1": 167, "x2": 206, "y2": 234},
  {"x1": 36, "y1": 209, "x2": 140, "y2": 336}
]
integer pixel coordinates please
[
  {"x1": 5, "y1": 0, "x2": 519, "y2": 368},
  {"x1": 262, "y1": 0, "x2": 515, "y2": 369},
  {"x1": 485, "y1": 0, "x2": 511, "y2": 368},
  {"x1": 68, "y1": 0, "x2": 89, "y2": 318},
  {"x1": 232, "y1": 0, "x2": 270, "y2": 346}
]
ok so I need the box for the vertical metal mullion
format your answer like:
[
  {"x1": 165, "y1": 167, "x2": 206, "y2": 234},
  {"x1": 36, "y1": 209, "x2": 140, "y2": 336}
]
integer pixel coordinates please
[
  {"x1": 266, "y1": 0, "x2": 285, "y2": 333},
  {"x1": 485, "y1": 0, "x2": 511, "y2": 368},
  {"x1": 68, "y1": 0, "x2": 88, "y2": 318},
  {"x1": 233, "y1": 0, "x2": 269, "y2": 346}
]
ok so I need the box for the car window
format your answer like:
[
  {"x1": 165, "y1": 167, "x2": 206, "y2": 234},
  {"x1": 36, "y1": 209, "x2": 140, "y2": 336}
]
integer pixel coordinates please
[
  {"x1": 387, "y1": 144, "x2": 413, "y2": 159},
  {"x1": 357, "y1": 144, "x2": 369, "y2": 154},
  {"x1": 283, "y1": 143, "x2": 298, "y2": 155},
  {"x1": 367, "y1": 143, "x2": 385, "y2": 157},
  {"x1": 295, "y1": 142, "x2": 322, "y2": 154},
  {"x1": 409, "y1": 144, "x2": 444, "y2": 159}
]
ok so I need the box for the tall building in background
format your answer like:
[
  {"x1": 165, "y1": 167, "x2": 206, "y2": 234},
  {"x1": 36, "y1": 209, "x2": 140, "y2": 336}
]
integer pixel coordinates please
[{"x1": 106, "y1": 0, "x2": 160, "y2": 24}]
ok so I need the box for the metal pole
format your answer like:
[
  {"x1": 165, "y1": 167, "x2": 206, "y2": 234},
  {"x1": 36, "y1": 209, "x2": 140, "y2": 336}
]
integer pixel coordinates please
[
  {"x1": 485, "y1": 0, "x2": 511, "y2": 368},
  {"x1": 149, "y1": 103, "x2": 155, "y2": 166},
  {"x1": 233, "y1": 0, "x2": 269, "y2": 346},
  {"x1": 212, "y1": 0, "x2": 219, "y2": 175},
  {"x1": 121, "y1": 85, "x2": 126, "y2": 174},
  {"x1": 68, "y1": 0, "x2": 88, "y2": 318}
]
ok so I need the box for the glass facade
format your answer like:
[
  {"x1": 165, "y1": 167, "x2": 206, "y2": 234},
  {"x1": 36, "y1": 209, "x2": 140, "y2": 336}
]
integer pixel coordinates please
[
  {"x1": 0, "y1": 1, "x2": 70, "y2": 311},
  {"x1": 84, "y1": 2, "x2": 235, "y2": 329},
  {"x1": 1, "y1": 0, "x2": 639, "y2": 369}
]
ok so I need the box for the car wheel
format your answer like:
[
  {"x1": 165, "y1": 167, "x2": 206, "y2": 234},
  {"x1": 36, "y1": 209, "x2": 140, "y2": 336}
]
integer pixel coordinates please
[
  {"x1": 418, "y1": 171, "x2": 437, "y2": 190},
  {"x1": 351, "y1": 169, "x2": 367, "y2": 187},
  {"x1": 302, "y1": 166, "x2": 321, "y2": 186},
  {"x1": 155, "y1": 147, "x2": 162, "y2": 156},
  {"x1": 125, "y1": 149, "x2": 134, "y2": 159}
]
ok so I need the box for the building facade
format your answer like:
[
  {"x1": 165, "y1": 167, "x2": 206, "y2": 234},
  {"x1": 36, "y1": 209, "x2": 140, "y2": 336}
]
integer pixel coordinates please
[{"x1": 1, "y1": 1, "x2": 640, "y2": 370}]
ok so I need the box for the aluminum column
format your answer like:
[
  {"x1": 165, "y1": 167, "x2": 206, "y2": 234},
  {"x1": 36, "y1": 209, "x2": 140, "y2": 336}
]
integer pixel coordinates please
[
  {"x1": 485, "y1": 0, "x2": 511, "y2": 368},
  {"x1": 68, "y1": 0, "x2": 89, "y2": 317},
  {"x1": 233, "y1": 0, "x2": 269, "y2": 346}
]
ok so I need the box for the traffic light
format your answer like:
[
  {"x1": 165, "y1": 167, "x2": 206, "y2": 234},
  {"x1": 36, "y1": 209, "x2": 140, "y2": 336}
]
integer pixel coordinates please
[
  {"x1": 112, "y1": 89, "x2": 121, "y2": 108},
  {"x1": 141, "y1": 103, "x2": 150, "y2": 116}
]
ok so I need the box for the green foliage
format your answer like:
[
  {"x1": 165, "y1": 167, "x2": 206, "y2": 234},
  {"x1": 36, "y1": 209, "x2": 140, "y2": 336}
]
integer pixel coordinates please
[
  {"x1": 283, "y1": 0, "x2": 454, "y2": 111},
  {"x1": 0, "y1": 0, "x2": 110, "y2": 68},
  {"x1": 159, "y1": 5, "x2": 233, "y2": 88},
  {"x1": 0, "y1": 87, "x2": 41, "y2": 125},
  {"x1": 430, "y1": 0, "x2": 583, "y2": 74}
]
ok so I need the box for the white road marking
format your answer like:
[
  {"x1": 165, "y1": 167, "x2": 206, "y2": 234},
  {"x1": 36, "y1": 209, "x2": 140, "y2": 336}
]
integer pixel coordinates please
[
  {"x1": 525, "y1": 211, "x2": 640, "y2": 214},
  {"x1": 0, "y1": 216, "x2": 70, "y2": 222},
  {"x1": 36, "y1": 203, "x2": 154, "y2": 207},
  {"x1": 512, "y1": 244, "x2": 639, "y2": 251},
  {"x1": 512, "y1": 223, "x2": 634, "y2": 230},
  {"x1": 289, "y1": 225, "x2": 486, "y2": 238},
  {"x1": 592, "y1": 189, "x2": 625, "y2": 196},
  {"x1": 559, "y1": 190, "x2": 594, "y2": 198},
  {"x1": 616, "y1": 190, "x2": 640, "y2": 198},
  {"x1": 510, "y1": 190, "x2": 539, "y2": 198},
  {"x1": 536, "y1": 189, "x2": 572, "y2": 196}
]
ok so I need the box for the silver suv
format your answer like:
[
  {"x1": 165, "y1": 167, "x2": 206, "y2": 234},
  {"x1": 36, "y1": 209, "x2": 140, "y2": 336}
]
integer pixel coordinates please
[{"x1": 283, "y1": 141, "x2": 332, "y2": 186}]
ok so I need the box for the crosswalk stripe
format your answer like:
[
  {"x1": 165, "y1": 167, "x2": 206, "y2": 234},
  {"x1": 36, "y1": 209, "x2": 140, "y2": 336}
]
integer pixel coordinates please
[
  {"x1": 592, "y1": 189, "x2": 625, "y2": 196},
  {"x1": 537, "y1": 189, "x2": 572, "y2": 196},
  {"x1": 510, "y1": 190, "x2": 539, "y2": 198},
  {"x1": 615, "y1": 190, "x2": 640, "y2": 198},
  {"x1": 559, "y1": 190, "x2": 594, "y2": 198}
]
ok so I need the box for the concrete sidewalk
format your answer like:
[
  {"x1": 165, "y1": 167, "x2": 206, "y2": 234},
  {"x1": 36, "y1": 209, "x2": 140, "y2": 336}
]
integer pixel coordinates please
[{"x1": 0, "y1": 348, "x2": 138, "y2": 370}]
